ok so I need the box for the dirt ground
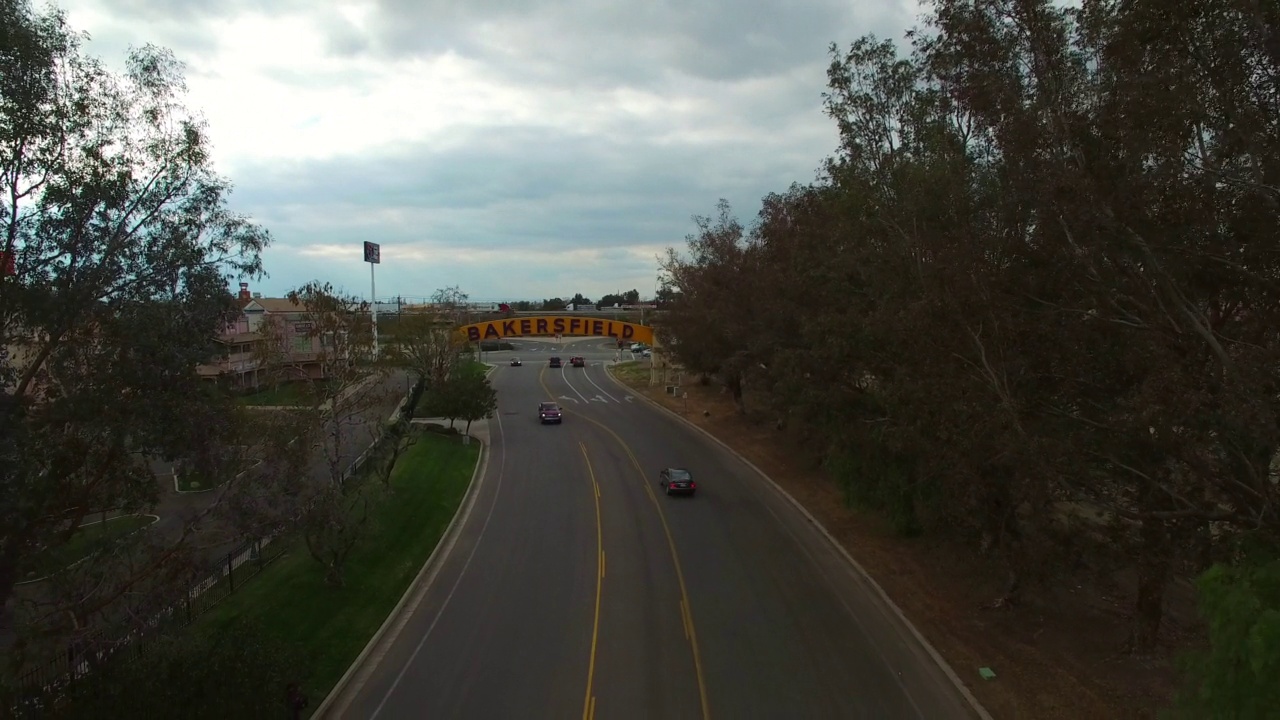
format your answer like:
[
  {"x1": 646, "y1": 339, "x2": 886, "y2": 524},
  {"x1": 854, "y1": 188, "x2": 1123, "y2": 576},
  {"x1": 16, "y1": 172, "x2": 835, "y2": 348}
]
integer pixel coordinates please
[{"x1": 611, "y1": 362, "x2": 1195, "y2": 720}]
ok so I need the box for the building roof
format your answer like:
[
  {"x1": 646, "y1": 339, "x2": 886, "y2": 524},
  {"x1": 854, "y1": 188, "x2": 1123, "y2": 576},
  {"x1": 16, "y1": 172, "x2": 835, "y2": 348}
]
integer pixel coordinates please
[
  {"x1": 244, "y1": 298, "x2": 304, "y2": 313},
  {"x1": 217, "y1": 332, "x2": 263, "y2": 344}
]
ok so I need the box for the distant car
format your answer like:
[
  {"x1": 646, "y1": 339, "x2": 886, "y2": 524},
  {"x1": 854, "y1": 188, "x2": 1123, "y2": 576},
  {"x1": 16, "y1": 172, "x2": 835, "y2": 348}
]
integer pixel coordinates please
[
  {"x1": 549, "y1": 356, "x2": 562, "y2": 368},
  {"x1": 510, "y1": 358, "x2": 522, "y2": 367},
  {"x1": 658, "y1": 468, "x2": 696, "y2": 496},
  {"x1": 538, "y1": 401, "x2": 563, "y2": 424},
  {"x1": 640, "y1": 349, "x2": 652, "y2": 358},
  {"x1": 570, "y1": 356, "x2": 585, "y2": 367}
]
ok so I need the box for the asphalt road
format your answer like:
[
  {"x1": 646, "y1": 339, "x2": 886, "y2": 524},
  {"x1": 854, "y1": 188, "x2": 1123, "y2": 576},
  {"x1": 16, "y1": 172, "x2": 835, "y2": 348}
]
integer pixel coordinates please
[{"x1": 332, "y1": 339, "x2": 978, "y2": 720}]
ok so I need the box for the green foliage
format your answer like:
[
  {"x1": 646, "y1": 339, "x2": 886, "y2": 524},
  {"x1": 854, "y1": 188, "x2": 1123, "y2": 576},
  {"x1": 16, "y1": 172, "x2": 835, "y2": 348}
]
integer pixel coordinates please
[
  {"x1": 655, "y1": 0, "x2": 1280, "y2": 673},
  {"x1": 824, "y1": 441, "x2": 924, "y2": 538},
  {"x1": 419, "y1": 361, "x2": 495, "y2": 430},
  {"x1": 1171, "y1": 556, "x2": 1280, "y2": 719},
  {"x1": 1, "y1": 0, "x2": 269, "y2": 647},
  {"x1": 196, "y1": 433, "x2": 478, "y2": 712},
  {"x1": 52, "y1": 619, "x2": 303, "y2": 720}
]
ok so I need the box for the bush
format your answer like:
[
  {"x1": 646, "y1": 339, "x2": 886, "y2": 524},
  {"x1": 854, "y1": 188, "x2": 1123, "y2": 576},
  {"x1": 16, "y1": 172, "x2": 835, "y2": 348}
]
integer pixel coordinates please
[
  {"x1": 1170, "y1": 550, "x2": 1280, "y2": 719},
  {"x1": 824, "y1": 439, "x2": 924, "y2": 537}
]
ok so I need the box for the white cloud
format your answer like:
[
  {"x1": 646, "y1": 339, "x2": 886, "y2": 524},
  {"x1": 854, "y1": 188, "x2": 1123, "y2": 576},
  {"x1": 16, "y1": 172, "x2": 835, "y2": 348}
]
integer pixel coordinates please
[{"x1": 55, "y1": 0, "x2": 920, "y2": 301}]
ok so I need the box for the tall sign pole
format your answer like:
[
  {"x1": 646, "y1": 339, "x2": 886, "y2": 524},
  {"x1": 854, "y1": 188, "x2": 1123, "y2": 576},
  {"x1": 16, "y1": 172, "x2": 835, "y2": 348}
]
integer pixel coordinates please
[{"x1": 363, "y1": 241, "x2": 381, "y2": 360}]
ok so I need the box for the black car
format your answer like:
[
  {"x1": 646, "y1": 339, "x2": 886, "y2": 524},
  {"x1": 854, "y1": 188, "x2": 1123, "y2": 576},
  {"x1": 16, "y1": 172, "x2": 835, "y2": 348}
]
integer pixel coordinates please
[
  {"x1": 538, "y1": 401, "x2": 563, "y2": 424},
  {"x1": 658, "y1": 468, "x2": 696, "y2": 496},
  {"x1": 549, "y1": 356, "x2": 562, "y2": 368},
  {"x1": 570, "y1": 356, "x2": 586, "y2": 367},
  {"x1": 510, "y1": 357, "x2": 522, "y2": 367}
]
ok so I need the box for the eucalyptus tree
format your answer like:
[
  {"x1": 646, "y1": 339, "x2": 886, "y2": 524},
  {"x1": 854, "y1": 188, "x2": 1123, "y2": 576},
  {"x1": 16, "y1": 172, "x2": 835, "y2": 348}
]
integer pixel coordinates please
[{"x1": 1, "y1": 0, "x2": 269, "y2": 682}]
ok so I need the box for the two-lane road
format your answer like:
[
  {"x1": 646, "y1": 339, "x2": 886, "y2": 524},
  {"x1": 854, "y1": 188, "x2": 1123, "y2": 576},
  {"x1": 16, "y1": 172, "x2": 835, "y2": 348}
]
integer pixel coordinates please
[{"x1": 330, "y1": 339, "x2": 978, "y2": 719}]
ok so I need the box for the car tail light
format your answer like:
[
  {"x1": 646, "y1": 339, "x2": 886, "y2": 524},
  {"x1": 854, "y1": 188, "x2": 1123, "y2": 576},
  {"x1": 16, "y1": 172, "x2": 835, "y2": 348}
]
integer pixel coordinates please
[{"x1": 690, "y1": 482, "x2": 697, "y2": 488}]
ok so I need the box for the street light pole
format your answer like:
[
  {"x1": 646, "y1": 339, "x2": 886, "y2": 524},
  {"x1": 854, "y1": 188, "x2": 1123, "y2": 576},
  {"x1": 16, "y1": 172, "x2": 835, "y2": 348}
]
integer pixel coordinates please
[
  {"x1": 363, "y1": 241, "x2": 381, "y2": 361},
  {"x1": 370, "y1": 262, "x2": 378, "y2": 361}
]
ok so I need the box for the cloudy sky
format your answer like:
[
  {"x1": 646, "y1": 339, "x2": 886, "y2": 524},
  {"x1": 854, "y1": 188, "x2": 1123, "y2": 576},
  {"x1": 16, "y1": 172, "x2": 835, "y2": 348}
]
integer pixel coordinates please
[{"x1": 60, "y1": 0, "x2": 923, "y2": 303}]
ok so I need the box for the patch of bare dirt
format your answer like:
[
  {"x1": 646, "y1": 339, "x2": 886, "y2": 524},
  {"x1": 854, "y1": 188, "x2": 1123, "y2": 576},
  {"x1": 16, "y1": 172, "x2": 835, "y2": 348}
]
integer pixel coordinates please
[{"x1": 615, "y1": 367, "x2": 1195, "y2": 720}]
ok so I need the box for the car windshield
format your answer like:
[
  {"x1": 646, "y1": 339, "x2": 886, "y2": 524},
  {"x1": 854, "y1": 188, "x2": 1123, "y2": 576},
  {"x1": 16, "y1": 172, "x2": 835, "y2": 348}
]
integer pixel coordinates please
[
  {"x1": 539, "y1": 403, "x2": 559, "y2": 411},
  {"x1": 667, "y1": 469, "x2": 692, "y2": 480}
]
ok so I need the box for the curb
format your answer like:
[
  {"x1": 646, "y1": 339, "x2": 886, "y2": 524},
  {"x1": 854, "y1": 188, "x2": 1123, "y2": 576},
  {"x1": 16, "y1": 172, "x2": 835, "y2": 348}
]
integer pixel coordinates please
[
  {"x1": 313, "y1": 431, "x2": 490, "y2": 719},
  {"x1": 603, "y1": 365, "x2": 994, "y2": 720},
  {"x1": 16, "y1": 514, "x2": 162, "y2": 587}
]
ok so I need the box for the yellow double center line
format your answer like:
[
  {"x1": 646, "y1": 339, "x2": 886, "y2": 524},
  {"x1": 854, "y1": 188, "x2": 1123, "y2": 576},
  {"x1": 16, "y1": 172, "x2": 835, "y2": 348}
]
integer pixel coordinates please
[
  {"x1": 579, "y1": 442, "x2": 604, "y2": 720},
  {"x1": 542, "y1": 365, "x2": 711, "y2": 720}
]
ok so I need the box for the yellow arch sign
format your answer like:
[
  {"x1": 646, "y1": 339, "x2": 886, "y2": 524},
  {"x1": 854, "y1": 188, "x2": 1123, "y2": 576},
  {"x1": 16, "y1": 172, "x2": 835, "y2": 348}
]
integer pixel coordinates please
[{"x1": 458, "y1": 315, "x2": 654, "y2": 345}]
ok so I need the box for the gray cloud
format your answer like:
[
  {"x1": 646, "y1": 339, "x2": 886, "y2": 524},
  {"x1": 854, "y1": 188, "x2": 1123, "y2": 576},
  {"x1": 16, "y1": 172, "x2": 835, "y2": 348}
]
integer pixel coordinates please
[
  {"x1": 62, "y1": 0, "x2": 909, "y2": 302},
  {"x1": 350, "y1": 0, "x2": 909, "y2": 86},
  {"x1": 231, "y1": 115, "x2": 827, "y2": 252}
]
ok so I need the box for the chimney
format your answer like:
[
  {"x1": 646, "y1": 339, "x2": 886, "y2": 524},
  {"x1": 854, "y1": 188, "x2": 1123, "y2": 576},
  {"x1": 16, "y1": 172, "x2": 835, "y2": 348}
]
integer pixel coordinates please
[{"x1": 238, "y1": 282, "x2": 252, "y2": 301}]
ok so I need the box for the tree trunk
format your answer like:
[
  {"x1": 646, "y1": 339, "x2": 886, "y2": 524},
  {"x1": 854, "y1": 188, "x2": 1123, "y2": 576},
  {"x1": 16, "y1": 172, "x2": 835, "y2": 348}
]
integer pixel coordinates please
[
  {"x1": 727, "y1": 373, "x2": 745, "y2": 414},
  {"x1": 465, "y1": 418, "x2": 473, "y2": 435},
  {"x1": 324, "y1": 562, "x2": 345, "y2": 588},
  {"x1": 1129, "y1": 515, "x2": 1171, "y2": 654}
]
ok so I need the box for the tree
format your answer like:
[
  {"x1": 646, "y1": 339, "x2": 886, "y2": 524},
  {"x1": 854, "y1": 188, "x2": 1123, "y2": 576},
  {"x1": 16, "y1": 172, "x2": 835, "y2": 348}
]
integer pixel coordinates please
[
  {"x1": 658, "y1": 200, "x2": 755, "y2": 409},
  {"x1": 455, "y1": 367, "x2": 497, "y2": 436},
  {"x1": 386, "y1": 309, "x2": 462, "y2": 394},
  {"x1": 256, "y1": 281, "x2": 389, "y2": 486},
  {"x1": 653, "y1": 0, "x2": 1280, "y2": 671},
  {"x1": 300, "y1": 483, "x2": 372, "y2": 588},
  {"x1": 541, "y1": 297, "x2": 567, "y2": 311},
  {"x1": 251, "y1": 282, "x2": 393, "y2": 585},
  {"x1": 430, "y1": 285, "x2": 470, "y2": 325},
  {"x1": 419, "y1": 361, "x2": 493, "y2": 433},
  {"x1": 0, "y1": 0, "x2": 270, "y2": 677}
]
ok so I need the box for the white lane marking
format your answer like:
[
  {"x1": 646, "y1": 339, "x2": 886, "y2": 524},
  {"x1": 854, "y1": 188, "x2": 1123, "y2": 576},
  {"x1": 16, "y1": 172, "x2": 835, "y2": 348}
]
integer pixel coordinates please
[
  {"x1": 369, "y1": 407, "x2": 509, "y2": 718},
  {"x1": 560, "y1": 364, "x2": 591, "y2": 403},
  {"x1": 582, "y1": 366, "x2": 619, "y2": 403}
]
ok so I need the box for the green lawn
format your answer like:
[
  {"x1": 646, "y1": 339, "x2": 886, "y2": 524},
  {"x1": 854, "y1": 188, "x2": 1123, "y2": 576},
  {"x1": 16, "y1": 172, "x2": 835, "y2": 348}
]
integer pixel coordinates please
[
  {"x1": 609, "y1": 360, "x2": 648, "y2": 385},
  {"x1": 196, "y1": 432, "x2": 480, "y2": 716},
  {"x1": 237, "y1": 380, "x2": 331, "y2": 406},
  {"x1": 23, "y1": 514, "x2": 157, "y2": 581}
]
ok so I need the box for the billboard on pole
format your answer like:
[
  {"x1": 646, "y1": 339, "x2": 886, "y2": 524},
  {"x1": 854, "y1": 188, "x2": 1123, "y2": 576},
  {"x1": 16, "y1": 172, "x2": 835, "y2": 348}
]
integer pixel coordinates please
[{"x1": 363, "y1": 241, "x2": 381, "y2": 264}]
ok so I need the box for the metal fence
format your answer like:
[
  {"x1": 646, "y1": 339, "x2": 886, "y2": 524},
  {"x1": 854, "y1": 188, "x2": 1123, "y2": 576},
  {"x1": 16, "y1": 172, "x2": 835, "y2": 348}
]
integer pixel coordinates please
[
  {"x1": 12, "y1": 534, "x2": 288, "y2": 701},
  {"x1": 9, "y1": 384, "x2": 418, "y2": 709}
]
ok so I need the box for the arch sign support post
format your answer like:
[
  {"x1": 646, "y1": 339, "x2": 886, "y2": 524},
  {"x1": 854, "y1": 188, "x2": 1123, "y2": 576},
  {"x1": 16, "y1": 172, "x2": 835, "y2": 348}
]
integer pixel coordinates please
[{"x1": 457, "y1": 315, "x2": 655, "y2": 346}]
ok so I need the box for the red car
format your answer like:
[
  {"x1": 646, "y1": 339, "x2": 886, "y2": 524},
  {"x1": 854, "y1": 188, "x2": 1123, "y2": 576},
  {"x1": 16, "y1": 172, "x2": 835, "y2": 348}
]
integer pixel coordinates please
[
  {"x1": 570, "y1": 356, "x2": 586, "y2": 367},
  {"x1": 538, "y1": 402, "x2": 563, "y2": 424}
]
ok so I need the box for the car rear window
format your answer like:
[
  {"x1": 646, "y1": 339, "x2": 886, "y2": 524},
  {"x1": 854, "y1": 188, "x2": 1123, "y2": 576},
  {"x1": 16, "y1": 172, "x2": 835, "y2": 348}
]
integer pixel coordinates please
[{"x1": 668, "y1": 469, "x2": 691, "y2": 480}]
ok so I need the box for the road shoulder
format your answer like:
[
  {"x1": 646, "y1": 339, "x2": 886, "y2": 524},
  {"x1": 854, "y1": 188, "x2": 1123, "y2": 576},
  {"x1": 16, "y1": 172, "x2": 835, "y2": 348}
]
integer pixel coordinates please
[
  {"x1": 605, "y1": 363, "x2": 993, "y2": 720},
  {"x1": 313, "y1": 422, "x2": 492, "y2": 718}
]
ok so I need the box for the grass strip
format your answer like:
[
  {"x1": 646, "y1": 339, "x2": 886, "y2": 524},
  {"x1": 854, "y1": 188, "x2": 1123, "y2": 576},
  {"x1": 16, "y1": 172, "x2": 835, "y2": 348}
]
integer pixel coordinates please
[
  {"x1": 237, "y1": 380, "x2": 333, "y2": 407},
  {"x1": 23, "y1": 514, "x2": 156, "y2": 581},
  {"x1": 195, "y1": 432, "x2": 480, "y2": 714},
  {"x1": 609, "y1": 360, "x2": 648, "y2": 385}
]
